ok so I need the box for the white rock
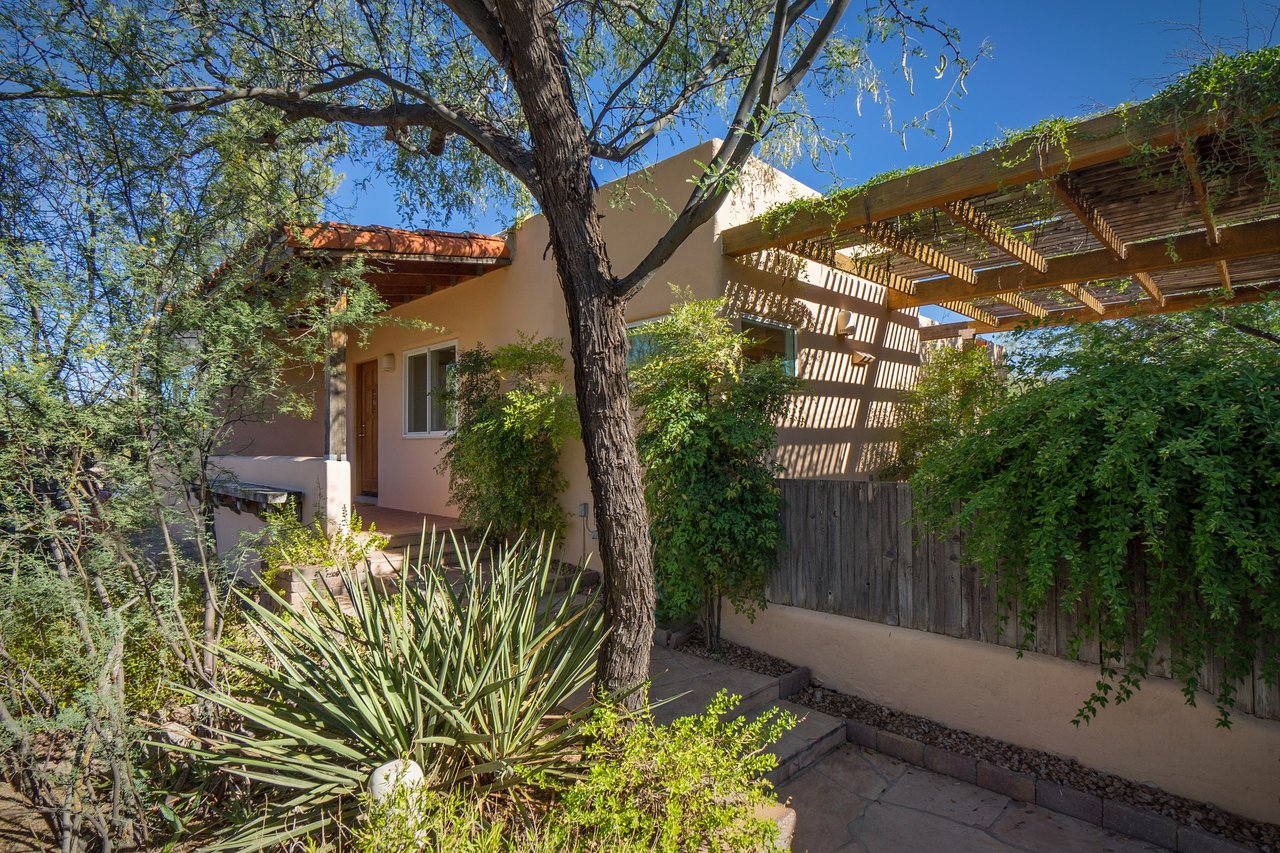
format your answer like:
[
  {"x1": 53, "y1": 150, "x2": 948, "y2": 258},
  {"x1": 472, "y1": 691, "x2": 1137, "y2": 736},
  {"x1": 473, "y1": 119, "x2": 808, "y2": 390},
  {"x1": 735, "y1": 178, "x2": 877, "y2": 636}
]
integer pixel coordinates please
[{"x1": 368, "y1": 759, "x2": 425, "y2": 802}]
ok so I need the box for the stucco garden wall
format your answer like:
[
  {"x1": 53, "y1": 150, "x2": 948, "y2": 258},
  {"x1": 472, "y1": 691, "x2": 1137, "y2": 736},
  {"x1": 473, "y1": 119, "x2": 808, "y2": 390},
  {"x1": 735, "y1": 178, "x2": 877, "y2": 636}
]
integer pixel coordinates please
[{"x1": 722, "y1": 603, "x2": 1280, "y2": 824}]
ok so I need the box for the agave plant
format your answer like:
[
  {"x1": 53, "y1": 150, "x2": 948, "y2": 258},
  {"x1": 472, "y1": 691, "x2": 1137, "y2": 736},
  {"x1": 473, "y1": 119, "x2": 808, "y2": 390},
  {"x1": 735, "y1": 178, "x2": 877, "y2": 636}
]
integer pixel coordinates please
[{"x1": 175, "y1": 531, "x2": 604, "y2": 851}]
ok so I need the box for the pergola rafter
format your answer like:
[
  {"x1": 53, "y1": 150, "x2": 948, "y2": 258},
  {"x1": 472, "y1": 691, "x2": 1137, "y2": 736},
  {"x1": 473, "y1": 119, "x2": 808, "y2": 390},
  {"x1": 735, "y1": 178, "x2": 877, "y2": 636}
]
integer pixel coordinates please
[{"x1": 723, "y1": 101, "x2": 1279, "y2": 338}]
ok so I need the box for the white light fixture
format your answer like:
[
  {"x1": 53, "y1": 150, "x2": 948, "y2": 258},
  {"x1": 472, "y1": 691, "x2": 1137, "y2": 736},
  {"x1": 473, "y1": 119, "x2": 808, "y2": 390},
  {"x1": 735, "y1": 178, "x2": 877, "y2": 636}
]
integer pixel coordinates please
[
  {"x1": 380, "y1": 353, "x2": 395, "y2": 372},
  {"x1": 850, "y1": 350, "x2": 877, "y2": 365},
  {"x1": 835, "y1": 309, "x2": 855, "y2": 337}
]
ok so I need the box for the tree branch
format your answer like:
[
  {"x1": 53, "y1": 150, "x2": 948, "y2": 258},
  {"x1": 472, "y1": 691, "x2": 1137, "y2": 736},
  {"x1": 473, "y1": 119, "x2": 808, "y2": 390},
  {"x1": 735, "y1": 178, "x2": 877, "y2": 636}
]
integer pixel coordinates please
[{"x1": 616, "y1": 0, "x2": 849, "y2": 299}]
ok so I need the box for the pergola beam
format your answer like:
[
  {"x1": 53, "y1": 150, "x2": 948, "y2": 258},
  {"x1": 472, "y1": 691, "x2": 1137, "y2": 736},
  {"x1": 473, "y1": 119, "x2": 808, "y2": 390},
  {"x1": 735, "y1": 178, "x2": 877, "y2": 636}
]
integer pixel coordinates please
[
  {"x1": 721, "y1": 105, "x2": 1235, "y2": 257},
  {"x1": 939, "y1": 300, "x2": 999, "y2": 328},
  {"x1": 1216, "y1": 260, "x2": 1233, "y2": 294},
  {"x1": 1132, "y1": 272, "x2": 1166, "y2": 306},
  {"x1": 920, "y1": 280, "x2": 1280, "y2": 340},
  {"x1": 1060, "y1": 283, "x2": 1106, "y2": 315},
  {"x1": 786, "y1": 240, "x2": 917, "y2": 308},
  {"x1": 994, "y1": 291, "x2": 1049, "y2": 318},
  {"x1": 942, "y1": 199, "x2": 1049, "y2": 272},
  {"x1": 1181, "y1": 144, "x2": 1219, "y2": 245},
  {"x1": 1051, "y1": 174, "x2": 1127, "y2": 259},
  {"x1": 907, "y1": 217, "x2": 1280, "y2": 306},
  {"x1": 852, "y1": 222, "x2": 979, "y2": 284}
]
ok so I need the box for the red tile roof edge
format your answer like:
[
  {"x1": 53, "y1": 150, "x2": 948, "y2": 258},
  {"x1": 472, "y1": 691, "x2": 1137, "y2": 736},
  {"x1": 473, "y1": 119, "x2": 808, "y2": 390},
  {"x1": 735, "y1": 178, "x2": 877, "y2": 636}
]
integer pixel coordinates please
[{"x1": 286, "y1": 222, "x2": 510, "y2": 261}]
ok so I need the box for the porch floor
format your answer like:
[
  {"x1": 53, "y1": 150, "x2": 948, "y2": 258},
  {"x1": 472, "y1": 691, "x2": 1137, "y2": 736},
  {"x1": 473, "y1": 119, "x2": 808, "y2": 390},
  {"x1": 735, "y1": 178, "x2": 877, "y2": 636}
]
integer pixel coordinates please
[{"x1": 357, "y1": 504, "x2": 464, "y2": 542}]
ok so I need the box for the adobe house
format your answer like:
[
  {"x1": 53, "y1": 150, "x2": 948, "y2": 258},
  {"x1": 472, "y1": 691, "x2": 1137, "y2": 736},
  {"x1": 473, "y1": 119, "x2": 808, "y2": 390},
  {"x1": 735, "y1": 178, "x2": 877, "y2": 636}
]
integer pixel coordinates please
[{"x1": 212, "y1": 141, "x2": 927, "y2": 566}]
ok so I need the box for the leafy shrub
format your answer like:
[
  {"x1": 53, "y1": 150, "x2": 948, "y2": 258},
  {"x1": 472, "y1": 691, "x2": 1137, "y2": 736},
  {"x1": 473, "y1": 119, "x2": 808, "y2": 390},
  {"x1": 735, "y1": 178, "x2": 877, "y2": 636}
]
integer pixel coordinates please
[
  {"x1": 260, "y1": 501, "x2": 389, "y2": 575},
  {"x1": 630, "y1": 298, "x2": 798, "y2": 646},
  {"x1": 913, "y1": 317, "x2": 1280, "y2": 725},
  {"x1": 883, "y1": 342, "x2": 1007, "y2": 480},
  {"x1": 439, "y1": 334, "x2": 578, "y2": 541},
  {"x1": 178, "y1": 534, "x2": 603, "y2": 851},
  {"x1": 357, "y1": 691, "x2": 794, "y2": 852}
]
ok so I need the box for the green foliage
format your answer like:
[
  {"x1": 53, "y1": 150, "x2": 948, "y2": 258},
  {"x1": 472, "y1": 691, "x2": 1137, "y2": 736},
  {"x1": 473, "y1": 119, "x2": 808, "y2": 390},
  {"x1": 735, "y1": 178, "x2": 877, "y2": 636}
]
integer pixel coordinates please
[
  {"x1": 356, "y1": 691, "x2": 794, "y2": 853},
  {"x1": 557, "y1": 690, "x2": 792, "y2": 852},
  {"x1": 883, "y1": 343, "x2": 1007, "y2": 479},
  {"x1": 180, "y1": 534, "x2": 604, "y2": 851},
  {"x1": 261, "y1": 502, "x2": 390, "y2": 577},
  {"x1": 439, "y1": 334, "x2": 578, "y2": 541},
  {"x1": 630, "y1": 297, "x2": 799, "y2": 644},
  {"x1": 0, "y1": 66, "x2": 399, "y2": 849},
  {"x1": 912, "y1": 309, "x2": 1280, "y2": 726}
]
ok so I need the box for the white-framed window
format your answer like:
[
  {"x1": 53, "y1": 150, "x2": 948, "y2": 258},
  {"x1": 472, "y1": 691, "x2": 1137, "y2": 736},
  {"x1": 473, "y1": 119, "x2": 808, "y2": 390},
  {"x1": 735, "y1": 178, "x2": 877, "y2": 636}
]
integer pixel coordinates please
[
  {"x1": 740, "y1": 316, "x2": 798, "y2": 376},
  {"x1": 626, "y1": 316, "x2": 667, "y2": 368},
  {"x1": 404, "y1": 341, "x2": 458, "y2": 435}
]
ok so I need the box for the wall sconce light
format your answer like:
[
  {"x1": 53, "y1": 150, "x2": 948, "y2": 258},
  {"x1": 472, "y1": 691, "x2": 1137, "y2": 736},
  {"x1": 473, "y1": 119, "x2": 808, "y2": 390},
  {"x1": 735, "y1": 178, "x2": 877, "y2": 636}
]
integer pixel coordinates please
[
  {"x1": 850, "y1": 350, "x2": 877, "y2": 365},
  {"x1": 835, "y1": 309, "x2": 855, "y2": 337},
  {"x1": 380, "y1": 353, "x2": 395, "y2": 372}
]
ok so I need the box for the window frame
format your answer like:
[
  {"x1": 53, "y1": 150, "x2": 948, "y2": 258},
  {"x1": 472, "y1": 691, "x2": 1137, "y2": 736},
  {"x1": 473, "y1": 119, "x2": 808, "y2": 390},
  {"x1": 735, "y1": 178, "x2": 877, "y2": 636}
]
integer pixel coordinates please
[
  {"x1": 739, "y1": 315, "x2": 799, "y2": 377},
  {"x1": 402, "y1": 339, "x2": 459, "y2": 437}
]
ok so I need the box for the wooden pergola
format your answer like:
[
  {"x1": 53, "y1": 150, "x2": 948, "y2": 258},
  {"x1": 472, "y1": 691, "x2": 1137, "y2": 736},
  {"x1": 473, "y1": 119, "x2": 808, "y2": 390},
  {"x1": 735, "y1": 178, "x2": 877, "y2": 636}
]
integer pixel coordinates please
[{"x1": 720, "y1": 106, "x2": 1280, "y2": 341}]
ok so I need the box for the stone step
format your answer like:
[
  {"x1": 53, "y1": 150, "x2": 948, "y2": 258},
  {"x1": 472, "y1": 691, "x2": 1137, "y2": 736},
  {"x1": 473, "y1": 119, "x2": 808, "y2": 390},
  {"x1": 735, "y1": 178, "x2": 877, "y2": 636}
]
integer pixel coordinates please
[
  {"x1": 760, "y1": 700, "x2": 845, "y2": 787},
  {"x1": 647, "y1": 648, "x2": 841, "y2": 789}
]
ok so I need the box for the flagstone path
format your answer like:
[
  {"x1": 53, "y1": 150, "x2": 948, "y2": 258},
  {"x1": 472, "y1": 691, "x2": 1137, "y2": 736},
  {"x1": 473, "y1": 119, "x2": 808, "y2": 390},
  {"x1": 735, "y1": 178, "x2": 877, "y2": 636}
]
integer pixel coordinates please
[{"x1": 649, "y1": 646, "x2": 1167, "y2": 853}]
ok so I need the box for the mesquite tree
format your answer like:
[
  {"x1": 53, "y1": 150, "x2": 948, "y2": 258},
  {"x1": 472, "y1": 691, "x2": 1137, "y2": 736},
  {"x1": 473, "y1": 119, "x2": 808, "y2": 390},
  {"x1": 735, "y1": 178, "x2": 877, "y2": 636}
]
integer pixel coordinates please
[{"x1": 1, "y1": 0, "x2": 978, "y2": 701}]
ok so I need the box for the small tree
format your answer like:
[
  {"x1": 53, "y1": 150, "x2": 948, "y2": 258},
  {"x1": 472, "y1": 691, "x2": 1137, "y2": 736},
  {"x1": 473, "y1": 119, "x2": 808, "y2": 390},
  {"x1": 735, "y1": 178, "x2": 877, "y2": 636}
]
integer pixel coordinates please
[
  {"x1": 883, "y1": 342, "x2": 1007, "y2": 479},
  {"x1": 439, "y1": 334, "x2": 578, "y2": 542},
  {"x1": 631, "y1": 298, "x2": 798, "y2": 648}
]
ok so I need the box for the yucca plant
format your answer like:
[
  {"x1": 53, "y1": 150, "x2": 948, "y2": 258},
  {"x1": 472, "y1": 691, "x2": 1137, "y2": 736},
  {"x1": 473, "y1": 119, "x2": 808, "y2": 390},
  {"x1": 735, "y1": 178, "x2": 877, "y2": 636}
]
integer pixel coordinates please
[{"x1": 173, "y1": 531, "x2": 605, "y2": 851}]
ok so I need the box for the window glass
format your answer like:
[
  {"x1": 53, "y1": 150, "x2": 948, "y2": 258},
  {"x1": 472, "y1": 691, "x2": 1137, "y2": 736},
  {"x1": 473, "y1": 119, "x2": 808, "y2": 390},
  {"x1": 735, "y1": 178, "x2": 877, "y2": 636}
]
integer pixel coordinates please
[
  {"x1": 627, "y1": 318, "x2": 665, "y2": 368},
  {"x1": 430, "y1": 346, "x2": 457, "y2": 431},
  {"x1": 406, "y1": 343, "x2": 457, "y2": 433},
  {"x1": 741, "y1": 317, "x2": 797, "y2": 376}
]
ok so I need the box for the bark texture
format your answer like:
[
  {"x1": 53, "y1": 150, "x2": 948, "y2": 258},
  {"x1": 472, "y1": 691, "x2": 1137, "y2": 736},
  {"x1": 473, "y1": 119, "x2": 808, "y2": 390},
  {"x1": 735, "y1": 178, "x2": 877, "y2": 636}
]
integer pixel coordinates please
[{"x1": 496, "y1": 0, "x2": 655, "y2": 705}]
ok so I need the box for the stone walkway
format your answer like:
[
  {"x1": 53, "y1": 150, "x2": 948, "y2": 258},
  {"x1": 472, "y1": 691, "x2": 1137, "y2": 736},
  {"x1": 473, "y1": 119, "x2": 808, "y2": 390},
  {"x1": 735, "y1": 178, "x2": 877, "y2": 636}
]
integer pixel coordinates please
[
  {"x1": 779, "y1": 743, "x2": 1165, "y2": 853},
  {"x1": 648, "y1": 646, "x2": 1165, "y2": 853}
]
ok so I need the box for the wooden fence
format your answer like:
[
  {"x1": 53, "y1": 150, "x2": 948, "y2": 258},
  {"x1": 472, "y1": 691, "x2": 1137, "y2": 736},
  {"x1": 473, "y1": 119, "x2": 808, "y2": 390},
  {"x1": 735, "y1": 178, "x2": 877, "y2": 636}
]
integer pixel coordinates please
[{"x1": 770, "y1": 478, "x2": 1280, "y2": 722}]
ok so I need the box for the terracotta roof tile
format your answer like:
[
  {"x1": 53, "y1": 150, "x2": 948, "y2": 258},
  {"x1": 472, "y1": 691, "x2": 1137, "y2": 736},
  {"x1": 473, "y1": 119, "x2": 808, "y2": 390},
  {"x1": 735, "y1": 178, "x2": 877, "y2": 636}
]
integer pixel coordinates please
[{"x1": 287, "y1": 222, "x2": 509, "y2": 260}]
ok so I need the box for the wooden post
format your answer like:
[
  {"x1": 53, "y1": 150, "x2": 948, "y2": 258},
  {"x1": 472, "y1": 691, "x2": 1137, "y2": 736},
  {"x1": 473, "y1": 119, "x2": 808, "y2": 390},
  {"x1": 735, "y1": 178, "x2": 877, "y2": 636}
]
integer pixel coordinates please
[{"x1": 325, "y1": 327, "x2": 348, "y2": 460}]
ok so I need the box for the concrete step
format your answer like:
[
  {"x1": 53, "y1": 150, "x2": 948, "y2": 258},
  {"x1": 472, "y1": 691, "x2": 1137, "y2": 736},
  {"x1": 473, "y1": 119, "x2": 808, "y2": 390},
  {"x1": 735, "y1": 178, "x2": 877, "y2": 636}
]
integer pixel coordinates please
[
  {"x1": 761, "y1": 700, "x2": 845, "y2": 786},
  {"x1": 647, "y1": 647, "x2": 840, "y2": 788}
]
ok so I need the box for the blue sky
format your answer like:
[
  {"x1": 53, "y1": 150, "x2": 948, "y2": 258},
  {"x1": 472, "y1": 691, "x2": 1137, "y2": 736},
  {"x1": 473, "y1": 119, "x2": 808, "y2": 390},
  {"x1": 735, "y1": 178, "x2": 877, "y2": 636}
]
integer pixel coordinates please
[{"x1": 325, "y1": 1, "x2": 1278, "y2": 322}]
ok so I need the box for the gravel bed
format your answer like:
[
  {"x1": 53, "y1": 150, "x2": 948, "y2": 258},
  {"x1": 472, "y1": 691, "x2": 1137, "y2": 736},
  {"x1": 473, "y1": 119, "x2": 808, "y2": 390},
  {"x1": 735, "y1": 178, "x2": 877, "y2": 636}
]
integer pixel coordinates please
[
  {"x1": 680, "y1": 634, "x2": 1279, "y2": 852},
  {"x1": 676, "y1": 628, "x2": 796, "y2": 678}
]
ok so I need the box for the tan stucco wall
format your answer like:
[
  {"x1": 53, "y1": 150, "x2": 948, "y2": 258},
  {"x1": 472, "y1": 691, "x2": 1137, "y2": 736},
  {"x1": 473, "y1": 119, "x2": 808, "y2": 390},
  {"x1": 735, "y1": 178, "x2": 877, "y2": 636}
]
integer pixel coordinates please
[
  {"x1": 209, "y1": 455, "x2": 351, "y2": 573},
  {"x1": 222, "y1": 364, "x2": 327, "y2": 457},
  {"x1": 234, "y1": 142, "x2": 921, "y2": 564},
  {"x1": 723, "y1": 603, "x2": 1280, "y2": 824}
]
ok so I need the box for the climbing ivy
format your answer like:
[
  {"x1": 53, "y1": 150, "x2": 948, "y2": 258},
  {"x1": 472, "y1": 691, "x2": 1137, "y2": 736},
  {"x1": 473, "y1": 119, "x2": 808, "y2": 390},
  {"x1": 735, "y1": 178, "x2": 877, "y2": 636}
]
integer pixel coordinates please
[
  {"x1": 630, "y1": 297, "x2": 799, "y2": 647},
  {"x1": 758, "y1": 46, "x2": 1280, "y2": 240},
  {"x1": 911, "y1": 314, "x2": 1280, "y2": 727},
  {"x1": 438, "y1": 334, "x2": 578, "y2": 542}
]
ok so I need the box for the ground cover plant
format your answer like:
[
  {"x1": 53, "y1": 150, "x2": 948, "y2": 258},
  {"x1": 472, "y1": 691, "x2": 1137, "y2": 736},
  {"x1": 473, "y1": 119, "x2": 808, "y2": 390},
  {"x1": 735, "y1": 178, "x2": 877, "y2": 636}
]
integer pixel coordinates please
[
  {"x1": 356, "y1": 691, "x2": 793, "y2": 853},
  {"x1": 912, "y1": 305, "x2": 1280, "y2": 725},
  {"x1": 630, "y1": 297, "x2": 798, "y2": 647}
]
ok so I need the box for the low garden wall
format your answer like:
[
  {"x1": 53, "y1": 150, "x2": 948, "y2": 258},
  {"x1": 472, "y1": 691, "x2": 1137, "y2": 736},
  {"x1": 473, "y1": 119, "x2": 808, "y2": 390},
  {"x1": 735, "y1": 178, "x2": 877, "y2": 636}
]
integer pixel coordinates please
[{"x1": 723, "y1": 603, "x2": 1280, "y2": 825}]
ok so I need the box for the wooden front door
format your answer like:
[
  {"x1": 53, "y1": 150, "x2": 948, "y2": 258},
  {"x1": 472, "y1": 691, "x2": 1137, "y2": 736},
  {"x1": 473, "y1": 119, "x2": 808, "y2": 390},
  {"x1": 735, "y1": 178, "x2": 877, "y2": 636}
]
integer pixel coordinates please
[{"x1": 356, "y1": 360, "x2": 379, "y2": 496}]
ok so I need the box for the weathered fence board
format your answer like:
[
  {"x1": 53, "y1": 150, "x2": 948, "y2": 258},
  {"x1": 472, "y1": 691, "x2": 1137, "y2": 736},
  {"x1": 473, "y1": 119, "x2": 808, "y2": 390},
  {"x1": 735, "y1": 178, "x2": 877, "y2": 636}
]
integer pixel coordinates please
[{"x1": 772, "y1": 478, "x2": 1280, "y2": 723}]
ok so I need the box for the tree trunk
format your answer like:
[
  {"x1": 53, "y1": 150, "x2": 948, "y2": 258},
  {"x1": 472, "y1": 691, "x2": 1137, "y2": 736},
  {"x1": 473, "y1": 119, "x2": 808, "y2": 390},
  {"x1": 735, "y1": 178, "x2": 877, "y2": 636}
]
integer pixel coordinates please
[
  {"x1": 496, "y1": 0, "x2": 655, "y2": 706},
  {"x1": 560, "y1": 271, "x2": 655, "y2": 706}
]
